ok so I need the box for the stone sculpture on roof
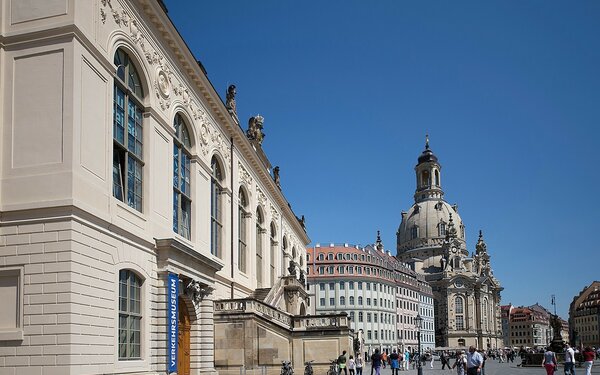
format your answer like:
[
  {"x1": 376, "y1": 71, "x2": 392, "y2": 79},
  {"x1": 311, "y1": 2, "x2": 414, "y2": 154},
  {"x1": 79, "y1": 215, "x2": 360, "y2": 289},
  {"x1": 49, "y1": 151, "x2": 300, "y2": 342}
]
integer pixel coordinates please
[{"x1": 247, "y1": 115, "x2": 265, "y2": 145}]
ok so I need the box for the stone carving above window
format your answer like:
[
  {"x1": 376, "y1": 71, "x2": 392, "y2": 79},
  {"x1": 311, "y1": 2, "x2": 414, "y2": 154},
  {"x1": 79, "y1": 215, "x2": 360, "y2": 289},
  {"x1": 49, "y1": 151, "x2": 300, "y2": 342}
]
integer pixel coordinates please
[
  {"x1": 256, "y1": 187, "x2": 267, "y2": 207},
  {"x1": 238, "y1": 162, "x2": 253, "y2": 189},
  {"x1": 270, "y1": 204, "x2": 280, "y2": 222}
]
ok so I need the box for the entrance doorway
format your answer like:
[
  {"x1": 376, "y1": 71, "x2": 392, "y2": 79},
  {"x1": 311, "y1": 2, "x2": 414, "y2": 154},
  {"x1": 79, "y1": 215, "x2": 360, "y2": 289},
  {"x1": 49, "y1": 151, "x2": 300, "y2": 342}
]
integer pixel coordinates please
[{"x1": 178, "y1": 297, "x2": 191, "y2": 375}]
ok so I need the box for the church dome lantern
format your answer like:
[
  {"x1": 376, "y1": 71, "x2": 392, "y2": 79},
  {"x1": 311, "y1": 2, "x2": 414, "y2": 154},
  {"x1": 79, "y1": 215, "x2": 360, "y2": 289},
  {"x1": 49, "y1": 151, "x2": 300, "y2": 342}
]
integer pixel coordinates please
[{"x1": 397, "y1": 136, "x2": 466, "y2": 254}]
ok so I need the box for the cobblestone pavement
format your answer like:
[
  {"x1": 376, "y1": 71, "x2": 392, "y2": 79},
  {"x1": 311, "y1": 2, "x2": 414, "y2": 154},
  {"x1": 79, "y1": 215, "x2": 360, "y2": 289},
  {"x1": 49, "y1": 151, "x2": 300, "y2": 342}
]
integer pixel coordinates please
[{"x1": 361, "y1": 360, "x2": 600, "y2": 375}]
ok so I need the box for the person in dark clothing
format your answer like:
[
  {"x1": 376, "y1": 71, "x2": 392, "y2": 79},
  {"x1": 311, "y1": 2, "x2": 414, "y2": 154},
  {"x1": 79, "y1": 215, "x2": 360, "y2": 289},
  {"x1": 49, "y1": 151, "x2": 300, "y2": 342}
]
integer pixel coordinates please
[
  {"x1": 338, "y1": 350, "x2": 348, "y2": 375},
  {"x1": 390, "y1": 350, "x2": 400, "y2": 375},
  {"x1": 371, "y1": 349, "x2": 382, "y2": 375},
  {"x1": 441, "y1": 351, "x2": 451, "y2": 370}
]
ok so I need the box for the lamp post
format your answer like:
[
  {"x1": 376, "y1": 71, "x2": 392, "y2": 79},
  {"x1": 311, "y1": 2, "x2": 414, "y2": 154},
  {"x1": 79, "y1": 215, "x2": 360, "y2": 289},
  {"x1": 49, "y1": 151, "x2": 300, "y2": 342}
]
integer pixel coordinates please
[{"x1": 415, "y1": 314, "x2": 423, "y2": 375}]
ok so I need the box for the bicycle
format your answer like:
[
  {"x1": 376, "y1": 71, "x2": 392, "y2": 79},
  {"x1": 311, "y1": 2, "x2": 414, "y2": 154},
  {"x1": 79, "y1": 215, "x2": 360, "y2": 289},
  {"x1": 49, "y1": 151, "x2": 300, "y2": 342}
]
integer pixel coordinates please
[
  {"x1": 327, "y1": 359, "x2": 338, "y2": 375},
  {"x1": 304, "y1": 360, "x2": 314, "y2": 375}
]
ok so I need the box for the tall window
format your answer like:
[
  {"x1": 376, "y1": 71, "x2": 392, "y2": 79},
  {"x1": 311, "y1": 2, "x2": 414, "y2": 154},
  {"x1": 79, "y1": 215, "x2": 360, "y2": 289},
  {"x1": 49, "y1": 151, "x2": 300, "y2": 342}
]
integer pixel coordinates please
[
  {"x1": 256, "y1": 208, "x2": 264, "y2": 287},
  {"x1": 455, "y1": 296, "x2": 464, "y2": 330},
  {"x1": 119, "y1": 270, "x2": 142, "y2": 359},
  {"x1": 113, "y1": 48, "x2": 144, "y2": 212},
  {"x1": 270, "y1": 222, "x2": 277, "y2": 285},
  {"x1": 483, "y1": 298, "x2": 489, "y2": 331},
  {"x1": 173, "y1": 114, "x2": 192, "y2": 239},
  {"x1": 421, "y1": 170, "x2": 430, "y2": 186},
  {"x1": 438, "y1": 222, "x2": 446, "y2": 237},
  {"x1": 411, "y1": 225, "x2": 419, "y2": 239},
  {"x1": 210, "y1": 156, "x2": 223, "y2": 256},
  {"x1": 238, "y1": 188, "x2": 248, "y2": 273}
]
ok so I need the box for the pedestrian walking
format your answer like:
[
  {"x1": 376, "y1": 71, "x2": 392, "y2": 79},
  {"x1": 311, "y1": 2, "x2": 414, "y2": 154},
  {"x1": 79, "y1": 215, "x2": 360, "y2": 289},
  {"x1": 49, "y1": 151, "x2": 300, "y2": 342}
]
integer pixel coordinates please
[
  {"x1": 338, "y1": 350, "x2": 348, "y2": 375},
  {"x1": 349, "y1": 355, "x2": 356, "y2": 375},
  {"x1": 403, "y1": 349, "x2": 410, "y2": 371},
  {"x1": 582, "y1": 347, "x2": 595, "y2": 375},
  {"x1": 542, "y1": 347, "x2": 557, "y2": 375},
  {"x1": 371, "y1": 349, "x2": 382, "y2": 375},
  {"x1": 466, "y1": 346, "x2": 483, "y2": 375},
  {"x1": 356, "y1": 356, "x2": 364, "y2": 375},
  {"x1": 452, "y1": 350, "x2": 467, "y2": 375},
  {"x1": 382, "y1": 351, "x2": 388, "y2": 369},
  {"x1": 390, "y1": 350, "x2": 400, "y2": 375},
  {"x1": 564, "y1": 343, "x2": 576, "y2": 375},
  {"x1": 441, "y1": 351, "x2": 451, "y2": 370}
]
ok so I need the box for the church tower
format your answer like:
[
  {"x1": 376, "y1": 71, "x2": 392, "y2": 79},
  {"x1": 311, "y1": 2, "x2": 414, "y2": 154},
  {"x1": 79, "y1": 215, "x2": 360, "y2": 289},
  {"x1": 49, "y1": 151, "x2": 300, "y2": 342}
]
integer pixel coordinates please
[{"x1": 396, "y1": 137, "x2": 503, "y2": 350}]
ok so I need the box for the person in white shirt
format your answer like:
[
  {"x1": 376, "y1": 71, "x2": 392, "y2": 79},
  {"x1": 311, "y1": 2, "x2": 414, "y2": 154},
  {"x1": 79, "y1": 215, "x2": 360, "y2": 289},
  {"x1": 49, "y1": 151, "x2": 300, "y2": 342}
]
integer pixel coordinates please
[{"x1": 564, "y1": 344, "x2": 576, "y2": 375}]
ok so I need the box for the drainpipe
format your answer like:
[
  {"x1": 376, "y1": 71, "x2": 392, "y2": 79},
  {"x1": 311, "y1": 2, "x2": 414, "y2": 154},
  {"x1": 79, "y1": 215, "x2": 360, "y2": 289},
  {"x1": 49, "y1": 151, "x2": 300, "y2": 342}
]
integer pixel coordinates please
[{"x1": 230, "y1": 137, "x2": 235, "y2": 299}]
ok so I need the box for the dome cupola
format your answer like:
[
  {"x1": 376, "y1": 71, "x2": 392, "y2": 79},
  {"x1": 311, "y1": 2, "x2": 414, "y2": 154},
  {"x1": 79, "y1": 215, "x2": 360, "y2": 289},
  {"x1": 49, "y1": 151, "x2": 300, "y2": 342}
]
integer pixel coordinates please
[{"x1": 414, "y1": 135, "x2": 443, "y2": 203}]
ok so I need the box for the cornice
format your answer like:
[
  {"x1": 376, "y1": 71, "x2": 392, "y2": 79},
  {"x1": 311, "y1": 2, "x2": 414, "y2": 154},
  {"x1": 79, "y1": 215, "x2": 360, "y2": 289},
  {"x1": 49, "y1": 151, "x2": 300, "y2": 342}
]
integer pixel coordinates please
[{"x1": 134, "y1": 0, "x2": 309, "y2": 244}]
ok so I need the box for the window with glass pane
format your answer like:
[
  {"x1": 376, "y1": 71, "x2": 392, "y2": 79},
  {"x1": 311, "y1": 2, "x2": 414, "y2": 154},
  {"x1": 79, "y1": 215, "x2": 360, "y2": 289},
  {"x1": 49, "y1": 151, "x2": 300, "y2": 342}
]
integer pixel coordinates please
[
  {"x1": 118, "y1": 270, "x2": 142, "y2": 359},
  {"x1": 173, "y1": 114, "x2": 192, "y2": 239},
  {"x1": 113, "y1": 49, "x2": 144, "y2": 212},
  {"x1": 256, "y1": 208, "x2": 264, "y2": 287},
  {"x1": 210, "y1": 157, "x2": 223, "y2": 256},
  {"x1": 238, "y1": 188, "x2": 248, "y2": 273},
  {"x1": 270, "y1": 222, "x2": 276, "y2": 285},
  {"x1": 455, "y1": 296, "x2": 465, "y2": 330}
]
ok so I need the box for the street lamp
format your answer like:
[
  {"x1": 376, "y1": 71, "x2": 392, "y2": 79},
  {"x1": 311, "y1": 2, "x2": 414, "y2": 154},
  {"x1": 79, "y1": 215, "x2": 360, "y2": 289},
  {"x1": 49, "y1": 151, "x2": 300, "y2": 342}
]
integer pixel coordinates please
[{"x1": 415, "y1": 314, "x2": 423, "y2": 375}]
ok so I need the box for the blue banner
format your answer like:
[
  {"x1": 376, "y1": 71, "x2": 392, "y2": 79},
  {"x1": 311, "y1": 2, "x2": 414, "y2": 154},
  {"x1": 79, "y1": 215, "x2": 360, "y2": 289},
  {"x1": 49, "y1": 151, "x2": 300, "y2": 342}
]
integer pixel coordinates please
[{"x1": 167, "y1": 273, "x2": 179, "y2": 373}]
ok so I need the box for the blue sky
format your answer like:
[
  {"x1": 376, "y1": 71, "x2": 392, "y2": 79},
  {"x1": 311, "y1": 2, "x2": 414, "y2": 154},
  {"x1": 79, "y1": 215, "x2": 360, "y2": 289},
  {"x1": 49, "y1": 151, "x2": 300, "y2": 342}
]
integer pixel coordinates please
[{"x1": 165, "y1": 1, "x2": 600, "y2": 319}]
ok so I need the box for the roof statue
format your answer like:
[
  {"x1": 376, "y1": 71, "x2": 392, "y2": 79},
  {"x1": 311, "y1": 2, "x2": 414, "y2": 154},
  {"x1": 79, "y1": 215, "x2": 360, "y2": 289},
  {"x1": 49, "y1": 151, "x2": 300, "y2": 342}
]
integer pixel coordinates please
[
  {"x1": 225, "y1": 84, "x2": 237, "y2": 117},
  {"x1": 247, "y1": 115, "x2": 265, "y2": 145},
  {"x1": 273, "y1": 166, "x2": 281, "y2": 188}
]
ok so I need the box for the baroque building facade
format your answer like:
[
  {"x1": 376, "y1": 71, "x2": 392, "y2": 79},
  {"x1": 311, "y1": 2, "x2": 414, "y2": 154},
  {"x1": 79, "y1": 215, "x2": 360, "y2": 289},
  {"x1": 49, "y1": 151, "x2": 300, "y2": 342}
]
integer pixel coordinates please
[
  {"x1": 307, "y1": 236, "x2": 435, "y2": 357},
  {"x1": 396, "y1": 140, "x2": 503, "y2": 349},
  {"x1": 0, "y1": 1, "x2": 351, "y2": 375},
  {"x1": 569, "y1": 281, "x2": 600, "y2": 348}
]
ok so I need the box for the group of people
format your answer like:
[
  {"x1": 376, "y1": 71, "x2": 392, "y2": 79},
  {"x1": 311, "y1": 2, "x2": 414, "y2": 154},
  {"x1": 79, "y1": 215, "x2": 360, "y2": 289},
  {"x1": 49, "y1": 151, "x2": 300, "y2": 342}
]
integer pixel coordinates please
[
  {"x1": 542, "y1": 344, "x2": 597, "y2": 375},
  {"x1": 336, "y1": 344, "x2": 597, "y2": 375},
  {"x1": 337, "y1": 350, "x2": 363, "y2": 375}
]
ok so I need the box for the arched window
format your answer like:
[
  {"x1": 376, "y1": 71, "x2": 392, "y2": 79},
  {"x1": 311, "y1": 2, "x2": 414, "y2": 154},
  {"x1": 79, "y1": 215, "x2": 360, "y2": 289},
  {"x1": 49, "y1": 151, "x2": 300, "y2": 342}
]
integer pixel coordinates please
[
  {"x1": 455, "y1": 296, "x2": 465, "y2": 330},
  {"x1": 421, "y1": 170, "x2": 430, "y2": 187},
  {"x1": 349, "y1": 296, "x2": 355, "y2": 305},
  {"x1": 113, "y1": 48, "x2": 145, "y2": 212},
  {"x1": 118, "y1": 269, "x2": 142, "y2": 359},
  {"x1": 340, "y1": 296, "x2": 345, "y2": 305},
  {"x1": 256, "y1": 208, "x2": 264, "y2": 287},
  {"x1": 358, "y1": 296, "x2": 363, "y2": 305},
  {"x1": 270, "y1": 222, "x2": 277, "y2": 285},
  {"x1": 173, "y1": 114, "x2": 192, "y2": 239},
  {"x1": 292, "y1": 247, "x2": 297, "y2": 261},
  {"x1": 483, "y1": 298, "x2": 489, "y2": 331},
  {"x1": 238, "y1": 188, "x2": 248, "y2": 273},
  {"x1": 318, "y1": 253, "x2": 324, "y2": 261},
  {"x1": 327, "y1": 253, "x2": 334, "y2": 261},
  {"x1": 210, "y1": 156, "x2": 223, "y2": 257},
  {"x1": 434, "y1": 170, "x2": 440, "y2": 186}
]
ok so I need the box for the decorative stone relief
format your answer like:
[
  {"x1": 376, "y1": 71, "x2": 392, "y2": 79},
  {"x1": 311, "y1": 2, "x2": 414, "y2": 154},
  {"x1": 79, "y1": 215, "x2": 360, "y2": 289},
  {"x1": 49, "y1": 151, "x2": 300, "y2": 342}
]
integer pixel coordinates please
[
  {"x1": 256, "y1": 186, "x2": 267, "y2": 208},
  {"x1": 238, "y1": 162, "x2": 253, "y2": 188},
  {"x1": 100, "y1": 0, "x2": 227, "y2": 170},
  {"x1": 270, "y1": 204, "x2": 280, "y2": 222},
  {"x1": 185, "y1": 279, "x2": 214, "y2": 307}
]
